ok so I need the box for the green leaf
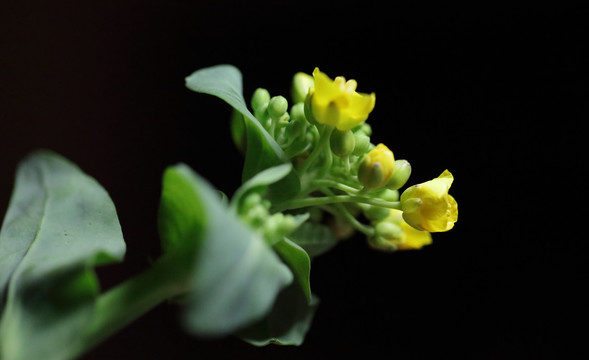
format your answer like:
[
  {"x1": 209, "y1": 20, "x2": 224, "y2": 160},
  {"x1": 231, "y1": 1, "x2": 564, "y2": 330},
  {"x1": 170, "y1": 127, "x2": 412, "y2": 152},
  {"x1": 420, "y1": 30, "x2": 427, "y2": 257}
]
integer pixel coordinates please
[
  {"x1": 157, "y1": 166, "x2": 207, "y2": 254},
  {"x1": 288, "y1": 222, "x2": 339, "y2": 258},
  {"x1": 158, "y1": 164, "x2": 293, "y2": 336},
  {"x1": 230, "y1": 110, "x2": 246, "y2": 153},
  {"x1": 273, "y1": 238, "x2": 311, "y2": 303},
  {"x1": 230, "y1": 163, "x2": 292, "y2": 210},
  {"x1": 0, "y1": 150, "x2": 126, "y2": 360},
  {"x1": 238, "y1": 283, "x2": 319, "y2": 346},
  {"x1": 185, "y1": 64, "x2": 300, "y2": 202}
]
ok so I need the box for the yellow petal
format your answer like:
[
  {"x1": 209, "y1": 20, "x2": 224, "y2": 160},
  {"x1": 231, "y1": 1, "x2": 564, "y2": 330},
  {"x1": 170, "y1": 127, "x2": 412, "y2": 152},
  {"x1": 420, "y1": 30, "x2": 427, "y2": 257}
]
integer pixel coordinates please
[{"x1": 398, "y1": 221, "x2": 433, "y2": 250}]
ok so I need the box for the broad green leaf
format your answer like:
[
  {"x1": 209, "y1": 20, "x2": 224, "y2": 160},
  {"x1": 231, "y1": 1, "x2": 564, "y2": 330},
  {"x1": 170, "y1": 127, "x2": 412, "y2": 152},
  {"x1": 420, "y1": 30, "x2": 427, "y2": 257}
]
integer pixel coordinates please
[
  {"x1": 0, "y1": 150, "x2": 126, "y2": 360},
  {"x1": 185, "y1": 64, "x2": 300, "y2": 202},
  {"x1": 288, "y1": 222, "x2": 339, "y2": 258},
  {"x1": 158, "y1": 164, "x2": 293, "y2": 336},
  {"x1": 273, "y1": 238, "x2": 311, "y2": 303},
  {"x1": 238, "y1": 283, "x2": 319, "y2": 346}
]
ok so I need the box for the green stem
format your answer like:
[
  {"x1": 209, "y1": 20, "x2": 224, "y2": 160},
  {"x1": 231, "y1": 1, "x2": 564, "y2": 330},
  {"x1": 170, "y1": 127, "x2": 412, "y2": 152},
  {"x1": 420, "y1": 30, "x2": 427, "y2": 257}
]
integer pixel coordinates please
[
  {"x1": 320, "y1": 188, "x2": 374, "y2": 236},
  {"x1": 273, "y1": 194, "x2": 401, "y2": 213},
  {"x1": 296, "y1": 125, "x2": 333, "y2": 176},
  {"x1": 305, "y1": 179, "x2": 362, "y2": 195},
  {"x1": 80, "y1": 254, "x2": 191, "y2": 355}
]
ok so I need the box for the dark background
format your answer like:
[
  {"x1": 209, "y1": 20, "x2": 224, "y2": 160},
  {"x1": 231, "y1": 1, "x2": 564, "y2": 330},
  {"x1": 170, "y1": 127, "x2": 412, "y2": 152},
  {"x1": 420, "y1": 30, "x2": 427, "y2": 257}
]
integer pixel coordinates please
[{"x1": 1, "y1": 1, "x2": 586, "y2": 359}]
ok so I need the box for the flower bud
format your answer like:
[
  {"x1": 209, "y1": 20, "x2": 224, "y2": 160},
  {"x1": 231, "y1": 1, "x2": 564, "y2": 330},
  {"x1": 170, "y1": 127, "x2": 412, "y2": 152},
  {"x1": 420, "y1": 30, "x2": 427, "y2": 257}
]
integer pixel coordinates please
[
  {"x1": 285, "y1": 103, "x2": 307, "y2": 138},
  {"x1": 291, "y1": 72, "x2": 314, "y2": 104},
  {"x1": 363, "y1": 205, "x2": 391, "y2": 222},
  {"x1": 268, "y1": 96, "x2": 288, "y2": 120},
  {"x1": 303, "y1": 89, "x2": 319, "y2": 126},
  {"x1": 330, "y1": 129, "x2": 356, "y2": 157},
  {"x1": 369, "y1": 209, "x2": 433, "y2": 251},
  {"x1": 251, "y1": 88, "x2": 270, "y2": 113},
  {"x1": 386, "y1": 159, "x2": 412, "y2": 190},
  {"x1": 358, "y1": 144, "x2": 395, "y2": 189},
  {"x1": 368, "y1": 221, "x2": 403, "y2": 252},
  {"x1": 373, "y1": 188, "x2": 399, "y2": 202},
  {"x1": 375, "y1": 221, "x2": 404, "y2": 240},
  {"x1": 352, "y1": 133, "x2": 371, "y2": 156},
  {"x1": 355, "y1": 123, "x2": 372, "y2": 136}
]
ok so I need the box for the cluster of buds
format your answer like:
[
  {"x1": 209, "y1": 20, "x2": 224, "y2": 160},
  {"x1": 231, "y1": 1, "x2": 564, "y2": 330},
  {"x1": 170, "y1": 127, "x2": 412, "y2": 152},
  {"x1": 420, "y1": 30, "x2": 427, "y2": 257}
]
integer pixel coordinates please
[
  {"x1": 238, "y1": 192, "x2": 302, "y2": 245},
  {"x1": 244, "y1": 67, "x2": 458, "y2": 252}
]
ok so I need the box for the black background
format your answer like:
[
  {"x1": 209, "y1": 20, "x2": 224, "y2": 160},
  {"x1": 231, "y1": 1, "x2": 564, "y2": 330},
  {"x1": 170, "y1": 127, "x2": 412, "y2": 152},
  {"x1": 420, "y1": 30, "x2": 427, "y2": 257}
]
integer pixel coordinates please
[{"x1": 1, "y1": 1, "x2": 586, "y2": 359}]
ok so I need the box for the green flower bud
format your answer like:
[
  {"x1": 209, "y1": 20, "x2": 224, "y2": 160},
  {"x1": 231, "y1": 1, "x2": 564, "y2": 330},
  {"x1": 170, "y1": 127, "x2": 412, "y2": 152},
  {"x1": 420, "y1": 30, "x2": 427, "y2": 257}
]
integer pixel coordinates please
[
  {"x1": 262, "y1": 213, "x2": 300, "y2": 244},
  {"x1": 284, "y1": 103, "x2": 308, "y2": 139},
  {"x1": 386, "y1": 160, "x2": 412, "y2": 190},
  {"x1": 375, "y1": 221, "x2": 404, "y2": 240},
  {"x1": 368, "y1": 221, "x2": 404, "y2": 252},
  {"x1": 304, "y1": 90, "x2": 319, "y2": 126},
  {"x1": 251, "y1": 88, "x2": 270, "y2": 113},
  {"x1": 285, "y1": 117, "x2": 304, "y2": 139},
  {"x1": 330, "y1": 129, "x2": 356, "y2": 157},
  {"x1": 268, "y1": 96, "x2": 288, "y2": 120},
  {"x1": 374, "y1": 188, "x2": 400, "y2": 202},
  {"x1": 240, "y1": 192, "x2": 263, "y2": 213},
  {"x1": 354, "y1": 123, "x2": 372, "y2": 136},
  {"x1": 291, "y1": 72, "x2": 314, "y2": 104},
  {"x1": 290, "y1": 102, "x2": 307, "y2": 124},
  {"x1": 364, "y1": 205, "x2": 391, "y2": 222},
  {"x1": 352, "y1": 133, "x2": 371, "y2": 156}
]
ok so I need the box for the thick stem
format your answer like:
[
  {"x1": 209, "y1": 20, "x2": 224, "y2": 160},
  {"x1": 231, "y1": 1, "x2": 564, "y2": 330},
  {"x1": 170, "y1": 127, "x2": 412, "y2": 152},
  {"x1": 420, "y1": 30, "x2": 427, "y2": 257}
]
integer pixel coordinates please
[{"x1": 80, "y1": 254, "x2": 191, "y2": 355}]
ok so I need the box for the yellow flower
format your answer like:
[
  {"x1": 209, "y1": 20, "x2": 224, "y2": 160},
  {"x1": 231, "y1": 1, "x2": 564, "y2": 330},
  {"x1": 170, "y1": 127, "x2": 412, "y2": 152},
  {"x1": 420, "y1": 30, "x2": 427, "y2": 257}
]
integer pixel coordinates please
[
  {"x1": 309, "y1": 68, "x2": 375, "y2": 131},
  {"x1": 397, "y1": 213, "x2": 433, "y2": 250},
  {"x1": 369, "y1": 209, "x2": 432, "y2": 251},
  {"x1": 400, "y1": 170, "x2": 458, "y2": 232},
  {"x1": 358, "y1": 144, "x2": 395, "y2": 189}
]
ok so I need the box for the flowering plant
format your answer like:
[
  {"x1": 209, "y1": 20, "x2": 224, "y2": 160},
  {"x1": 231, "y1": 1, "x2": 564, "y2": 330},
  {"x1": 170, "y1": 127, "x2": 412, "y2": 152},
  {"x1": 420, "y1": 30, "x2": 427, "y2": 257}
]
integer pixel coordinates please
[{"x1": 0, "y1": 65, "x2": 457, "y2": 359}]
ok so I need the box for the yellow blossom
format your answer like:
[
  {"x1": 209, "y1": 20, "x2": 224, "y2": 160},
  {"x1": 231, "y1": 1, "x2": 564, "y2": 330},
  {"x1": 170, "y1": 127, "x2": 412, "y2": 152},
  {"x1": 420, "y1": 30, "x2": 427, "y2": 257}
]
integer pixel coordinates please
[
  {"x1": 358, "y1": 144, "x2": 395, "y2": 189},
  {"x1": 400, "y1": 170, "x2": 458, "y2": 232},
  {"x1": 309, "y1": 68, "x2": 375, "y2": 131}
]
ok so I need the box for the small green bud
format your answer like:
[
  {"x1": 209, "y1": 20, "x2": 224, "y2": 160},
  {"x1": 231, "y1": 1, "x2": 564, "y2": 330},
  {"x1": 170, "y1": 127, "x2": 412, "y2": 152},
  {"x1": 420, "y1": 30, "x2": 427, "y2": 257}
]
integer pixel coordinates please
[
  {"x1": 268, "y1": 96, "x2": 288, "y2": 120},
  {"x1": 364, "y1": 205, "x2": 391, "y2": 222},
  {"x1": 352, "y1": 133, "x2": 371, "y2": 156},
  {"x1": 290, "y1": 102, "x2": 306, "y2": 123},
  {"x1": 245, "y1": 205, "x2": 269, "y2": 228},
  {"x1": 386, "y1": 160, "x2": 412, "y2": 190},
  {"x1": 330, "y1": 129, "x2": 356, "y2": 157},
  {"x1": 240, "y1": 192, "x2": 262, "y2": 213},
  {"x1": 275, "y1": 214, "x2": 298, "y2": 236},
  {"x1": 291, "y1": 72, "x2": 314, "y2": 104},
  {"x1": 374, "y1": 221, "x2": 404, "y2": 240},
  {"x1": 251, "y1": 88, "x2": 270, "y2": 112},
  {"x1": 374, "y1": 188, "x2": 400, "y2": 202},
  {"x1": 368, "y1": 221, "x2": 404, "y2": 252},
  {"x1": 304, "y1": 90, "x2": 319, "y2": 126},
  {"x1": 358, "y1": 161, "x2": 384, "y2": 189},
  {"x1": 285, "y1": 117, "x2": 304, "y2": 138},
  {"x1": 354, "y1": 123, "x2": 372, "y2": 136},
  {"x1": 262, "y1": 213, "x2": 300, "y2": 244}
]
